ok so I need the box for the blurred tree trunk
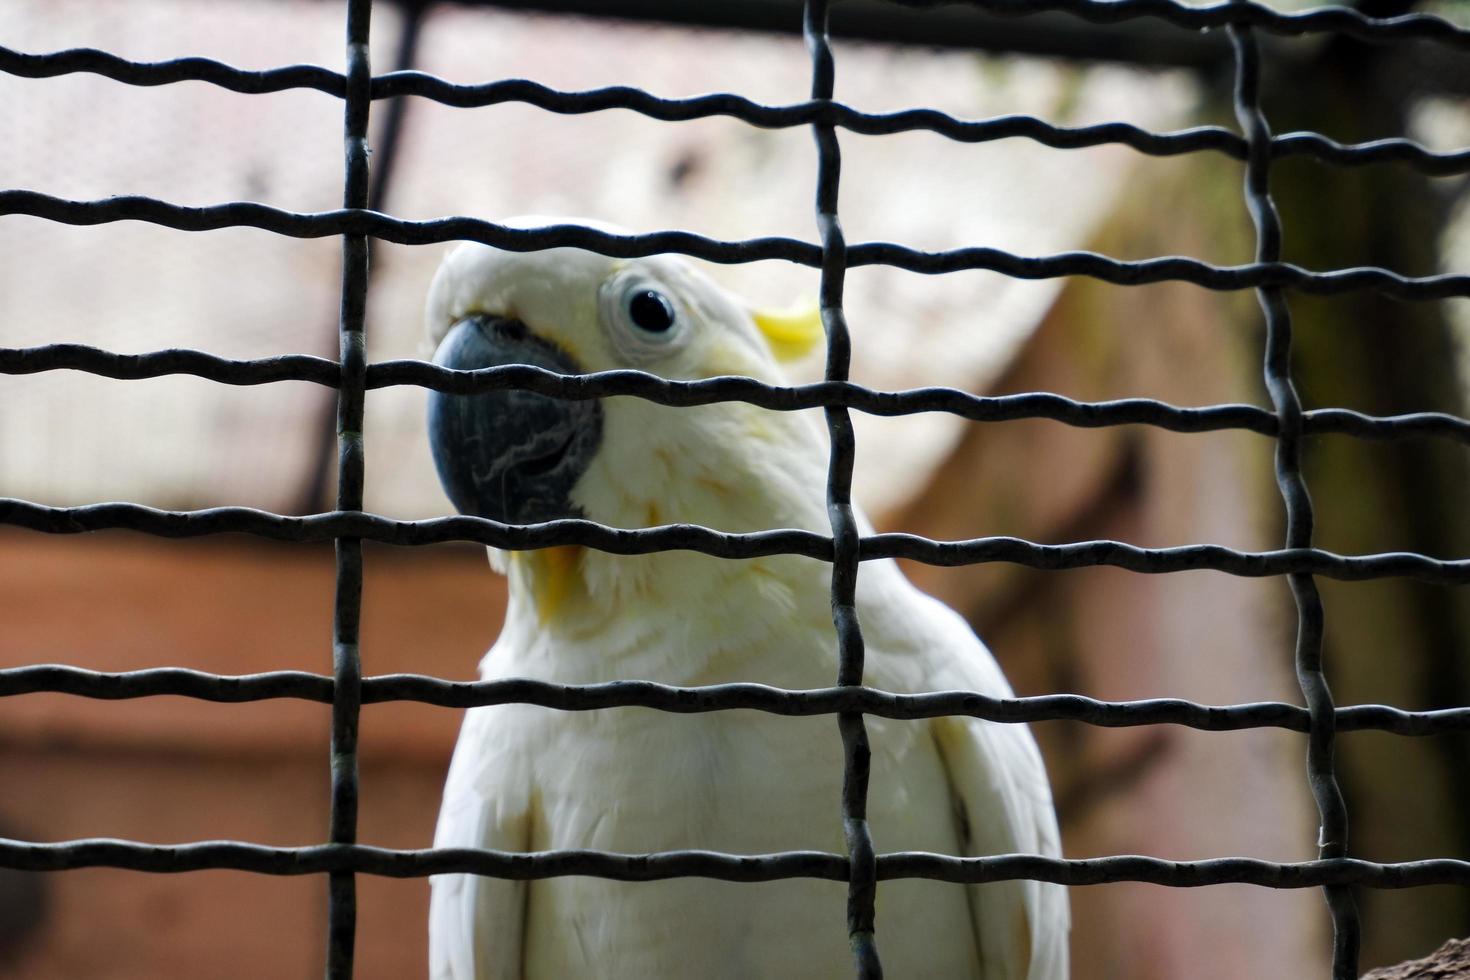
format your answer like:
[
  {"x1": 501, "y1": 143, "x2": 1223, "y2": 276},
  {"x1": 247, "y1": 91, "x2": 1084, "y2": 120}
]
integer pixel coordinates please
[
  {"x1": 891, "y1": 45, "x2": 1470, "y2": 974},
  {"x1": 891, "y1": 140, "x2": 1329, "y2": 977},
  {"x1": 1266, "y1": 29, "x2": 1470, "y2": 973}
]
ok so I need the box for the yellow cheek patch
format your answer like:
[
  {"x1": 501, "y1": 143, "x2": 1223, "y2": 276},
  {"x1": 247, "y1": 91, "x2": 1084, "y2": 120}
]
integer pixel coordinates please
[
  {"x1": 530, "y1": 545, "x2": 584, "y2": 624},
  {"x1": 751, "y1": 301, "x2": 824, "y2": 362},
  {"x1": 550, "y1": 336, "x2": 586, "y2": 368}
]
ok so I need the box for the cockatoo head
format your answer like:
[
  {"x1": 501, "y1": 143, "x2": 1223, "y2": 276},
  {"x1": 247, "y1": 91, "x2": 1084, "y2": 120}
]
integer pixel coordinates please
[{"x1": 424, "y1": 218, "x2": 827, "y2": 550}]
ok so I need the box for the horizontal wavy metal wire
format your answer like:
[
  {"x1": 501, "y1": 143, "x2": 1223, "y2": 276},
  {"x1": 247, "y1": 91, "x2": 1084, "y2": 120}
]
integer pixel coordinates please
[
  {"x1": 905, "y1": 0, "x2": 1470, "y2": 46},
  {"x1": 2, "y1": 499, "x2": 1466, "y2": 583},
  {"x1": 4, "y1": 46, "x2": 1469, "y2": 175},
  {"x1": 4, "y1": 344, "x2": 1469, "y2": 445},
  {"x1": 3, "y1": 190, "x2": 1468, "y2": 298},
  {"x1": 5, "y1": 665, "x2": 1470, "y2": 736},
  {"x1": 3, "y1": 838, "x2": 1470, "y2": 891}
]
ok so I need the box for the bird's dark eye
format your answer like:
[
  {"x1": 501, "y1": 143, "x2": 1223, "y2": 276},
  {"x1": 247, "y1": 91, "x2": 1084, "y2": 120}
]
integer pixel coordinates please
[
  {"x1": 599, "y1": 273, "x2": 688, "y2": 362},
  {"x1": 627, "y1": 289, "x2": 675, "y2": 333}
]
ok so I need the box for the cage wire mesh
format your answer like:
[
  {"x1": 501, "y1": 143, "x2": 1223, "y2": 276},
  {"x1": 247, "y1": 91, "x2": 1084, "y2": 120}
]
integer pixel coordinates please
[
  {"x1": 0, "y1": 0, "x2": 1199, "y2": 522},
  {"x1": 2, "y1": 0, "x2": 1470, "y2": 978}
]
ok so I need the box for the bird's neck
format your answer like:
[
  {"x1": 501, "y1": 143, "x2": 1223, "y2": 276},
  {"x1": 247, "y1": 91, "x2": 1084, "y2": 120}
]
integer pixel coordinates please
[
  {"x1": 495, "y1": 528, "x2": 835, "y2": 686},
  {"x1": 488, "y1": 402, "x2": 840, "y2": 682}
]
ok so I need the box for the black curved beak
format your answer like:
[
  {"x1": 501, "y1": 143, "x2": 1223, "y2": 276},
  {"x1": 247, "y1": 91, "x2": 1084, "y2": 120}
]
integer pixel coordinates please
[{"x1": 427, "y1": 315, "x2": 602, "y2": 525}]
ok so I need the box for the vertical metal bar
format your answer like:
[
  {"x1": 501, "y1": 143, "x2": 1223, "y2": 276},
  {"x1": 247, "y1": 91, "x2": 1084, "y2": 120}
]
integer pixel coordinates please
[
  {"x1": 802, "y1": 2, "x2": 881, "y2": 977},
  {"x1": 329, "y1": 0, "x2": 372, "y2": 977},
  {"x1": 1228, "y1": 20, "x2": 1361, "y2": 980},
  {"x1": 295, "y1": 0, "x2": 422, "y2": 517}
]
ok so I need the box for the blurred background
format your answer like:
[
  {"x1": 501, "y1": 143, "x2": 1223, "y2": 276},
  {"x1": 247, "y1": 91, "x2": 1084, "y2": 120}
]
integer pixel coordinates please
[{"x1": 1, "y1": 0, "x2": 1468, "y2": 976}]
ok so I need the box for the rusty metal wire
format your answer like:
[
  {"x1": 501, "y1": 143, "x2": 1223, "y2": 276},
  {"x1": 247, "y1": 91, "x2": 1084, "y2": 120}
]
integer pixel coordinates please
[{"x1": 2, "y1": 0, "x2": 1469, "y2": 977}]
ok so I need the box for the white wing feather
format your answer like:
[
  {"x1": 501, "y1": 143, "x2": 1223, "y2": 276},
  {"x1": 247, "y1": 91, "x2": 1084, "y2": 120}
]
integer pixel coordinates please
[
  {"x1": 931, "y1": 712, "x2": 1070, "y2": 979},
  {"x1": 868, "y1": 569, "x2": 1070, "y2": 980},
  {"x1": 430, "y1": 704, "x2": 531, "y2": 980}
]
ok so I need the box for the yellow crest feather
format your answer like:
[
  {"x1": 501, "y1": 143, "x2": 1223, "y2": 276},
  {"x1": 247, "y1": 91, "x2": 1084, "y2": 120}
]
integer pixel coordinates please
[{"x1": 751, "y1": 301, "x2": 824, "y2": 362}]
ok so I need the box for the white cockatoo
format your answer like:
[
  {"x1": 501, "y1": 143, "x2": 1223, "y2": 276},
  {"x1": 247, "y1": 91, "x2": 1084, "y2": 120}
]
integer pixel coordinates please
[{"x1": 423, "y1": 219, "x2": 1069, "y2": 979}]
